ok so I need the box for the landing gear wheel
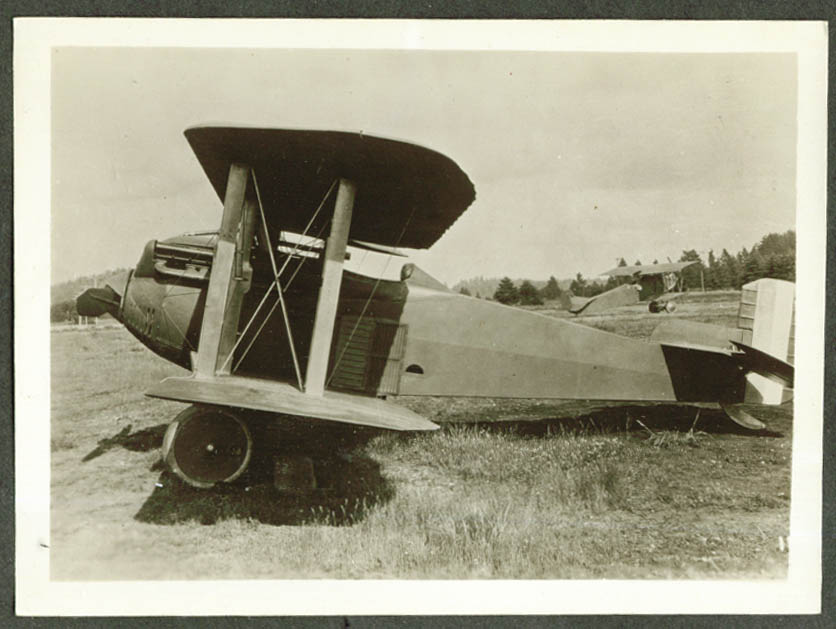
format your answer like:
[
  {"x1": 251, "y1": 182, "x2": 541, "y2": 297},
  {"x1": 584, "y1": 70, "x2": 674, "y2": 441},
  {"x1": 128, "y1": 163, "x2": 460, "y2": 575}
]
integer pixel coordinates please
[
  {"x1": 648, "y1": 299, "x2": 676, "y2": 313},
  {"x1": 162, "y1": 405, "x2": 253, "y2": 488}
]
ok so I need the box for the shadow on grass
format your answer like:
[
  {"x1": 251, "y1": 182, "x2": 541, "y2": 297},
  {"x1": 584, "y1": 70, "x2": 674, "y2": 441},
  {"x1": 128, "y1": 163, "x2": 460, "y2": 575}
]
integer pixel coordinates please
[
  {"x1": 81, "y1": 423, "x2": 168, "y2": 462},
  {"x1": 134, "y1": 416, "x2": 395, "y2": 527},
  {"x1": 448, "y1": 403, "x2": 787, "y2": 439},
  {"x1": 89, "y1": 402, "x2": 786, "y2": 527}
]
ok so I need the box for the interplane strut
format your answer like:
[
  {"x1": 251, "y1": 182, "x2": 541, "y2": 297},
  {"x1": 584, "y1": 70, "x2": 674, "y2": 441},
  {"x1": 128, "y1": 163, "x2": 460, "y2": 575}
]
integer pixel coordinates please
[{"x1": 198, "y1": 162, "x2": 356, "y2": 398}]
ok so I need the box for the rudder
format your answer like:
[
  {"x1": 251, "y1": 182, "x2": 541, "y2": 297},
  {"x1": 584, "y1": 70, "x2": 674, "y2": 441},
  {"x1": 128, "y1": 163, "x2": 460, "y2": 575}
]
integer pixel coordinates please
[{"x1": 737, "y1": 278, "x2": 795, "y2": 404}]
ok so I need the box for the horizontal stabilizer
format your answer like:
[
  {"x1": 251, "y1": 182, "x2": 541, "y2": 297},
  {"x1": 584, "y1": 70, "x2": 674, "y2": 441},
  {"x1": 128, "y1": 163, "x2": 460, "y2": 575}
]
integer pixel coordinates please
[
  {"x1": 658, "y1": 338, "x2": 794, "y2": 404},
  {"x1": 731, "y1": 341, "x2": 794, "y2": 388},
  {"x1": 146, "y1": 375, "x2": 439, "y2": 432},
  {"x1": 76, "y1": 285, "x2": 122, "y2": 319},
  {"x1": 650, "y1": 319, "x2": 745, "y2": 349}
]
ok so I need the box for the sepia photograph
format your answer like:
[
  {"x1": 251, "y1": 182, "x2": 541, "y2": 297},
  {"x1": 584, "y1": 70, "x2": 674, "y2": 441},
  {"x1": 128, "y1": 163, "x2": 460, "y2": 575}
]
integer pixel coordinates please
[{"x1": 15, "y1": 19, "x2": 826, "y2": 615}]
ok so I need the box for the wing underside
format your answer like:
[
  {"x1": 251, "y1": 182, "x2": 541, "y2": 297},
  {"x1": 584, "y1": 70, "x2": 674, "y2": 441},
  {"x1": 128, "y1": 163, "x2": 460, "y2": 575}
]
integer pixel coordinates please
[
  {"x1": 146, "y1": 375, "x2": 439, "y2": 432},
  {"x1": 184, "y1": 125, "x2": 476, "y2": 250}
]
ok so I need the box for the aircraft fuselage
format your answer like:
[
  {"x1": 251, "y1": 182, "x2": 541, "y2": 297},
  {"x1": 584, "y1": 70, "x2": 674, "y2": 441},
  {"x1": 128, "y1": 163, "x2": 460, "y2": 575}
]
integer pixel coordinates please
[{"x1": 113, "y1": 232, "x2": 745, "y2": 404}]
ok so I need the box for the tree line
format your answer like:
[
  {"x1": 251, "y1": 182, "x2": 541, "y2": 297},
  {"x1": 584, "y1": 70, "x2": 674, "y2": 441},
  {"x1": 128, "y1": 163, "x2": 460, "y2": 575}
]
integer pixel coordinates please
[
  {"x1": 51, "y1": 300, "x2": 80, "y2": 323},
  {"x1": 478, "y1": 230, "x2": 795, "y2": 304},
  {"x1": 52, "y1": 232, "x2": 795, "y2": 318}
]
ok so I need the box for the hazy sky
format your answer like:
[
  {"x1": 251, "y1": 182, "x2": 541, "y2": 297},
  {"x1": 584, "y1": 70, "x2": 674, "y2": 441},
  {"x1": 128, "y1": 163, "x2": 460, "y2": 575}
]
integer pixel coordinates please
[{"x1": 51, "y1": 48, "x2": 796, "y2": 285}]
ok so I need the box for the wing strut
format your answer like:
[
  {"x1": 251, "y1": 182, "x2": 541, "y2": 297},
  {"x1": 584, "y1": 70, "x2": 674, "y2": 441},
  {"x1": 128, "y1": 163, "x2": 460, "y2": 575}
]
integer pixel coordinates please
[
  {"x1": 305, "y1": 178, "x2": 356, "y2": 396},
  {"x1": 216, "y1": 177, "x2": 337, "y2": 381},
  {"x1": 194, "y1": 163, "x2": 252, "y2": 377},
  {"x1": 194, "y1": 165, "x2": 358, "y2": 398}
]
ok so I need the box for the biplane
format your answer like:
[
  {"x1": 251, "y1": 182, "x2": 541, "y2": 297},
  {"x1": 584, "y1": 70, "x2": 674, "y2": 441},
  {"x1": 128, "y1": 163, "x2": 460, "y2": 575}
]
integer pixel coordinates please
[
  {"x1": 569, "y1": 260, "x2": 700, "y2": 315},
  {"x1": 598, "y1": 260, "x2": 699, "y2": 313},
  {"x1": 77, "y1": 125, "x2": 795, "y2": 489},
  {"x1": 600, "y1": 261, "x2": 697, "y2": 296}
]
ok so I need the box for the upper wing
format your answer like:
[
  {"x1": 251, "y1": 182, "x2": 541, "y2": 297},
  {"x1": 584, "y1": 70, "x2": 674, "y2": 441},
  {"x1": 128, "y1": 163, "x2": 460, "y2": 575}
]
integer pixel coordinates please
[
  {"x1": 184, "y1": 125, "x2": 476, "y2": 250},
  {"x1": 600, "y1": 261, "x2": 698, "y2": 278}
]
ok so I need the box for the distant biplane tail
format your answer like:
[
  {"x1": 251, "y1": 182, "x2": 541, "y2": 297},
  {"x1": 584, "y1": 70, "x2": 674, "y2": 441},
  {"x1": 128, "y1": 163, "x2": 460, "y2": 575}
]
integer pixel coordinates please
[{"x1": 569, "y1": 283, "x2": 640, "y2": 315}]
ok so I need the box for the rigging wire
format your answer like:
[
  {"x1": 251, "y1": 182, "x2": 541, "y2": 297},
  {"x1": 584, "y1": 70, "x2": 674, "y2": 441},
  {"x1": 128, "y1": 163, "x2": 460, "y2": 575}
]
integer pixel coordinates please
[
  {"x1": 283, "y1": 217, "x2": 330, "y2": 293},
  {"x1": 216, "y1": 170, "x2": 303, "y2": 388},
  {"x1": 251, "y1": 169, "x2": 304, "y2": 390},
  {"x1": 219, "y1": 177, "x2": 338, "y2": 373},
  {"x1": 231, "y1": 212, "x2": 334, "y2": 374},
  {"x1": 275, "y1": 179, "x2": 337, "y2": 279},
  {"x1": 232, "y1": 215, "x2": 333, "y2": 374},
  {"x1": 226, "y1": 175, "x2": 337, "y2": 381}
]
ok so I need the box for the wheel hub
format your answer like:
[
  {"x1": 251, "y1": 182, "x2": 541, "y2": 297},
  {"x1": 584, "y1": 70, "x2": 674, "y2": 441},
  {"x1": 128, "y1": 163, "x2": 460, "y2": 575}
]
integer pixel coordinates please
[{"x1": 162, "y1": 406, "x2": 253, "y2": 488}]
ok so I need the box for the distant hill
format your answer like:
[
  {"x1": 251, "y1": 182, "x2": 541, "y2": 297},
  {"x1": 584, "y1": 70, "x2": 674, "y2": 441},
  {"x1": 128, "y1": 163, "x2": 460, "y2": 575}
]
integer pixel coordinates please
[
  {"x1": 52, "y1": 268, "x2": 131, "y2": 305},
  {"x1": 452, "y1": 276, "x2": 573, "y2": 299}
]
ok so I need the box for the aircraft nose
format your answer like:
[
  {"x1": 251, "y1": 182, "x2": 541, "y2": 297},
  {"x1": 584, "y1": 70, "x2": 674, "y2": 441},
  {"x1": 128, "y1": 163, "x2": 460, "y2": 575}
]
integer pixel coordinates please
[{"x1": 76, "y1": 284, "x2": 123, "y2": 320}]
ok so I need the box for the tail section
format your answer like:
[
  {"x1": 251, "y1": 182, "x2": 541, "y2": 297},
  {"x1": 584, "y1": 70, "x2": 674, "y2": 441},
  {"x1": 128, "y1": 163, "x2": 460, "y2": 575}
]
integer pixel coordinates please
[
  {"x1": 737, "y1": 279, "x2": 795, "y2": 404},
  {"x1": 649, "y1": 277, "x2": 795, "y2": 411}
]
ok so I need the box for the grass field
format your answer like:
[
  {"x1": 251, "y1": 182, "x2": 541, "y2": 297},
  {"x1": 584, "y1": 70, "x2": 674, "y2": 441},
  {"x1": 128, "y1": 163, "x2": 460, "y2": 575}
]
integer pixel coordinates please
[{"x1": 49, "y1": 291, "x2": 792, "y2": 580}]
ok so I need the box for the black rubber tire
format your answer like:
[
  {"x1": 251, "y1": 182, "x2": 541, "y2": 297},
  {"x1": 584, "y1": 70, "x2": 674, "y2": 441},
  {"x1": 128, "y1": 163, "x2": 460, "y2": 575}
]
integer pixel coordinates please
[{"x1": 162, "y1": 405, "x2": 252, "y2": 489}]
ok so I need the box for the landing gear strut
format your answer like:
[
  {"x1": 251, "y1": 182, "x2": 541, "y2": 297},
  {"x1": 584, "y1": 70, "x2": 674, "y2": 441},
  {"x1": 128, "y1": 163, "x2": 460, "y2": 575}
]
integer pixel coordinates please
[{"x1": 162, "y1": 405, "x2": 253, "y2": 488}]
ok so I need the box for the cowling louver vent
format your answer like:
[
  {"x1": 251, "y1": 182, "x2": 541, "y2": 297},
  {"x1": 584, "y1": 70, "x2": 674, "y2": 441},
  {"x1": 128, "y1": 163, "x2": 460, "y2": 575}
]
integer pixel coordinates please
[{"x1": 328, "y1": 316, "x2": 408, "y2": 395}]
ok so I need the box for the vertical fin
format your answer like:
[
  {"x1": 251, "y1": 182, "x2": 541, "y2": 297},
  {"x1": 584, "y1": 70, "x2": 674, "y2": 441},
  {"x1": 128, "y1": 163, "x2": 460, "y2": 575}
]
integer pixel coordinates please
[{"x1": 737, "y1": 278, "x2": 795, "y2": 404}]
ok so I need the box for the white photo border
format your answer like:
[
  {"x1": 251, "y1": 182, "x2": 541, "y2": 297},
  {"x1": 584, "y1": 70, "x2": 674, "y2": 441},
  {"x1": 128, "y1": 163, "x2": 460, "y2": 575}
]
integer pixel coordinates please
[{"x1": 14, "y1": 18, "x2": 827, "y2": 615}]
